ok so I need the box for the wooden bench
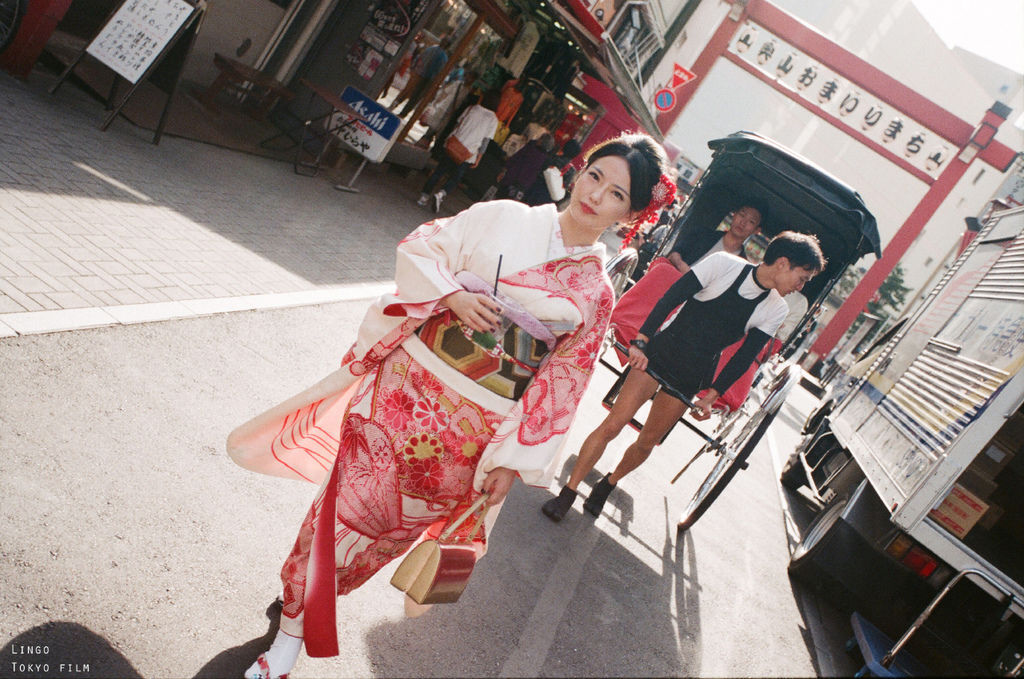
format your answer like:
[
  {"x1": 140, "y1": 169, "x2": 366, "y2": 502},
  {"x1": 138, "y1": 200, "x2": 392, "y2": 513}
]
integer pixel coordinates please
[{"x1": 198, "y1": 53, "x2": 294, "y2": 120}]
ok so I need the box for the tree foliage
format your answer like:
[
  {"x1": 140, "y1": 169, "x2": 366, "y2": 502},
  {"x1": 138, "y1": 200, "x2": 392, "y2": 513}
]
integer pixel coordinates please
[
  {"x1": 835, "y1": 263, "x2": 913, "y2": 341},
  {"x1": 867, "y1": 263, "x2": 911, "y2": 318},
  {"x1": 835, "y1": 263, "x2": 911, "y2": 320}
]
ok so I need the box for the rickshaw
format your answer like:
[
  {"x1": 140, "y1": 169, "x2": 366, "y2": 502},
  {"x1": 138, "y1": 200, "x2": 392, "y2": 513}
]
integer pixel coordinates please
[{"x1": 601, "y1": 131, "x2": 881, "y2": 531}]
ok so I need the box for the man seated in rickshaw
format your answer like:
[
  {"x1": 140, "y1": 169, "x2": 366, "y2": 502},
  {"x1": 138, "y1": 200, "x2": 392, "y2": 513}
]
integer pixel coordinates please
[
  {"x1": 611, "y1": 202, "x2": 765, "y2": 350},
  {"x1": 542, "y1": 231, "x2": 825, "y2": 521}
]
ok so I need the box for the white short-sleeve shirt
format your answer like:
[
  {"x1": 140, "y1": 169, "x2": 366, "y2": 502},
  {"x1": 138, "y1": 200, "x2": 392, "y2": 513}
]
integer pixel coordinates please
[{"x1": 689, "y1": 252, "x2": 789, "y2": 336}]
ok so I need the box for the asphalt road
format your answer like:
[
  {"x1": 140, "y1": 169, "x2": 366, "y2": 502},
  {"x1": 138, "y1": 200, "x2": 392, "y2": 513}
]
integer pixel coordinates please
[{"x1": 0, "y1": 299, "x2": 855, "y2": 678}]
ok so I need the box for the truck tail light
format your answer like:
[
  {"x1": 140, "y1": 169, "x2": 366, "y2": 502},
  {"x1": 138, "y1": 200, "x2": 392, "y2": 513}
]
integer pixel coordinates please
[
  {"x1": 884, "y1": 533, "x2": 913, "y2": 560},
  {"x1": 902, "y1": 547, "x2": 938, "y2": 578},
  {"x1": 884, "y1": 533, "x2": 939, "y2": 578}
]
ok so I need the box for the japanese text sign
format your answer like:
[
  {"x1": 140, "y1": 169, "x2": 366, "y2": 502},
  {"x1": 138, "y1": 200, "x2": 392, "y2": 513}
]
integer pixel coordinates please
[
  {"x1": 86, "y1": 0, "x2": 195, "y2": 84},
  {"x1": 729, "y1": 20, "x2": 954, "y2": 179},
  {"x1": 332, "y1": 87, "x2": 402, "y2": 163}
]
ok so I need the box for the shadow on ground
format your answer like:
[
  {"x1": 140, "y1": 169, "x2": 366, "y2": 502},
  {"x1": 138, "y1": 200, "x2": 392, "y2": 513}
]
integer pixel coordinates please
[
  {"x1": 193, "y1": 600, "x2": 283, "y2": 678},
  {"x1": 0, "y1": 622, "x2": 141, "y2": 679},
  {"x1": 360, "y1": 459, "x2": 704, "y2": 677}
]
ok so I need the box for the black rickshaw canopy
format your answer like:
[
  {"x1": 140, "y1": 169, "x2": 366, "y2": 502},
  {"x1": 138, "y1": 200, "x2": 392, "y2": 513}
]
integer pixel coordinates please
[{"x1": 661, "y1": 131, "x2": 881, "y2": 306}]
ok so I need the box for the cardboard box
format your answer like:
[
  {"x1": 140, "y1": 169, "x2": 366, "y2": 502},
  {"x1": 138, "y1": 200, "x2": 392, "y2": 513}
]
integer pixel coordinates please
[{"x1": 930, "y1": 483, "x2": 990, "y2": 539}]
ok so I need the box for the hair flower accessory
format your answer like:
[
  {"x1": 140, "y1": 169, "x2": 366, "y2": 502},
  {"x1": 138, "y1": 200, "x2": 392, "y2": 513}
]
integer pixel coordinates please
[{"x1": 620, "y1": 173, "x2": 677, "y2": 249}]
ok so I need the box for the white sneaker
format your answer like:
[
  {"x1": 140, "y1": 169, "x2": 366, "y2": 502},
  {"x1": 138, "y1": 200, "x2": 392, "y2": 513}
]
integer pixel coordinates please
[
  {"x1": 416, "y1": 193, "x2": 429, "y2": 207},
  {"x1": 432, "y1": 190, "x2": 446, "y2": 213}
]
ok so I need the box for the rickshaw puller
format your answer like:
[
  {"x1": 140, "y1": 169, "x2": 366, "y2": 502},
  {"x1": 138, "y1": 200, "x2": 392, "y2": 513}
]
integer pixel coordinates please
[
  {"x1": 543, "y1": 231, "x2": 825, "y2": 521},
  {"x1": 611, "y1": 203, "x2": 764, "y2": 352}
]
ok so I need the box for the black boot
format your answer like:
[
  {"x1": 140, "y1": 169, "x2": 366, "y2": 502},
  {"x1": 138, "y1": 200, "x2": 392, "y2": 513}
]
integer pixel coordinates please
[
  {"x1": 542, "y1": 486, "x2": 578, "y2": 522},
  {"x1": 583, "y1": 474, "x2": 616, "y2": 517}
]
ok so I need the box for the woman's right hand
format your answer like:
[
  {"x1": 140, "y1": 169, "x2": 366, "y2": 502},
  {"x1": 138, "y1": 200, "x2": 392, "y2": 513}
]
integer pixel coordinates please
[{"x1": 443, "y1": 290, "x2": 502, "y2": 333}]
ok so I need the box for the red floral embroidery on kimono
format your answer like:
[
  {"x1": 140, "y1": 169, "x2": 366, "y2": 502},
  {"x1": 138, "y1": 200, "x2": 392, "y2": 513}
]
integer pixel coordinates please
[
  {"x1": 231, "y1": 201, "x2": 617, "y2": 652},
  {"x1": 502, "y1": 256, "x2": 613, "y2": 448},
  {"x1": 279, "y1": 347, "x2": 504, "y2": 625}
]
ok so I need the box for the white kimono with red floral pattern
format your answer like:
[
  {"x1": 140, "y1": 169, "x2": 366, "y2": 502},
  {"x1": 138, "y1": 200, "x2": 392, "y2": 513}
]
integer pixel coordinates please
[{"x1": 227, "y1": 199, "x2": 613, "y2": 653}]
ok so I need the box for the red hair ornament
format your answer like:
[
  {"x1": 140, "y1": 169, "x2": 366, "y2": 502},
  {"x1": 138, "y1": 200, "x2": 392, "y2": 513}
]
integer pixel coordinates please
[{"x1": 620, "y1": 173, "x2": 677, "y2": 249}]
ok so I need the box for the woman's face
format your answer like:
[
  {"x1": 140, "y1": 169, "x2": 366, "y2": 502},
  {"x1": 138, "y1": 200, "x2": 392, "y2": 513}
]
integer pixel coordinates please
[{"x1": 568, "y1": 155, "x2": 637, "y2": 232}]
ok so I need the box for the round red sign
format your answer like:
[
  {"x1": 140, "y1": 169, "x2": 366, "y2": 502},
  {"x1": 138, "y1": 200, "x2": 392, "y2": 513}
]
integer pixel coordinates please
[{"x1": 654, "y1": 88, "x2": 676, "y2": 112}]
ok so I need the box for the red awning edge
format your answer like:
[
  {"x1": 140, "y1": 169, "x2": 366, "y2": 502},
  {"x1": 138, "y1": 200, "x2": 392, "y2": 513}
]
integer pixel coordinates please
[{"x1": 562, "y1": 0, "x2": 606, "y2": 43}]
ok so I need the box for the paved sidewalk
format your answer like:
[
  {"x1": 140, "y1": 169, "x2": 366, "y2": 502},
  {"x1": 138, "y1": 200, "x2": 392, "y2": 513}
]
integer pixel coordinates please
[{"x1": 0, "y1": 68, "x2": 445, "y2": 337}]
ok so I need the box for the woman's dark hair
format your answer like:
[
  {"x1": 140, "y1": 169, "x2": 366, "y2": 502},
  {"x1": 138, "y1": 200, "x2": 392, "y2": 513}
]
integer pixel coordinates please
[
  {"x1": 582, "y1": 133, "x2": 668, "y2": 212},
  {"x1": 763, "y1": 230, "x2": 827, "y2": 272},
  {"x1": 480, "y1": 89, "x2": 502, "y2": 111}
]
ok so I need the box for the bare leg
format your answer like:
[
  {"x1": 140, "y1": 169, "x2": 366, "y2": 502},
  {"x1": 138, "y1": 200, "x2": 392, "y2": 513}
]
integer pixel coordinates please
[
  {"x1": 579, "y1": 389, "x2": 689, "y2": 517},
  {"x1": 568, "y1": 367, "x2": 660, "y2": 491},
  {"x1": 608, "y1": 390, "x2": 689, "y2": 484}
]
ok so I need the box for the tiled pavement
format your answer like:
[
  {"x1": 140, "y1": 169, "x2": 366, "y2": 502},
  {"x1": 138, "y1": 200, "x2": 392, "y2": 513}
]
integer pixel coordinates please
[{"x1": 0, "y1": 68, "x2": 445, "y2": 337}]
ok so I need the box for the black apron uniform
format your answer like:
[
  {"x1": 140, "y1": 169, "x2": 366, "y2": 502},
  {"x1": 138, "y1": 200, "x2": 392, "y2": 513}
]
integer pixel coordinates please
[{"x1": 645, "y1": 264, "x2": 769, "y2": 399}]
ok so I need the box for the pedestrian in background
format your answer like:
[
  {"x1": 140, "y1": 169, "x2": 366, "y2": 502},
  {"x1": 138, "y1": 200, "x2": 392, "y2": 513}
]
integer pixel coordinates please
[
  {"x1": 417, "y1": 89, "x2": 501, "y2": 213},
  {"x1": 496, "y1": 132, "x2": 554, "y2": 201},
  {"x1": 416, "y1": 64, "x2": 472, "y2": 149},
  {"x1": 393, "y1": 36, "x2": 450, "y2": 116},
  {"x1": 630, "y1": 197, "x2": 678, "y2": 281},
  {"x1": 227, "y1": 133, "x2": 674, "y2": 679},
  {"x1": 523, "y1": 138, "x2": 582, "y2": 206}
]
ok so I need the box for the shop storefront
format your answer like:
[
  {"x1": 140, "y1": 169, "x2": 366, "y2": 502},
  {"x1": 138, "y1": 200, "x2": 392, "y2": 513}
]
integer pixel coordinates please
[
  {"x1": 276, "y1": 0, "x2": 656, "y2": 172},
  {"x1": 16, "y1": 0, "x2": 658, "y2": 185}
]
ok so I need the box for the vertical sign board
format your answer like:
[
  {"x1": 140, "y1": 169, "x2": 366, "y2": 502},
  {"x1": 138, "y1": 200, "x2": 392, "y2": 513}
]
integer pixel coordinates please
[
  {"x1": 50, "y1": 0, "x2": 205, "y2": 144},
  {"x1": 85, "y1": 0, "x2": 195, "y2": 84},
  {"x1": 333, "y1": 86, "x2": 402, "y2": 163}
]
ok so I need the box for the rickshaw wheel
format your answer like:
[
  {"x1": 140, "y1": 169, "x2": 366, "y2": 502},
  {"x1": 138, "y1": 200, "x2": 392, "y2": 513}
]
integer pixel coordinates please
[
  {"x1": 605, "y1": 248, "x2": 638, "y2": 300},
  {"x1": 0, "y1": 0, "x2": 23, "y2": 53},
  {"x1": 677, "y1": 407, "x2": 778, "y2": 532},
  {"x1": 676, "y1": 364, "x2": 798, "y2": 532}
]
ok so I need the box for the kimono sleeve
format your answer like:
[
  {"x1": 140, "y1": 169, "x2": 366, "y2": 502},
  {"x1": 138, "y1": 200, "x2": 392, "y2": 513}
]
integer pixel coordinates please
[
  {"x1": 344, "y1": 207, "x2": 486, "y2": 369},
  {"x1": 473, "y1": 257, "x2": 614, "y2": 489},
  {"x1": 381, "y1": 207, "x2": 485, "y2": 319}
]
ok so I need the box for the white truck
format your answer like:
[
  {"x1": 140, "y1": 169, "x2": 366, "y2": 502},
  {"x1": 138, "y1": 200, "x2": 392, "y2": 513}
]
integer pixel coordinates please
[{"x1": 782, "y1": 204, "x2": 1024, "y2": 676}]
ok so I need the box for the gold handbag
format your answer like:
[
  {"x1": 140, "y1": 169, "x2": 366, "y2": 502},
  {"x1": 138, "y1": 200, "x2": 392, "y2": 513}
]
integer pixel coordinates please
[{"x1": 390, "y1": 493, "x2": 489, "y2": 605}]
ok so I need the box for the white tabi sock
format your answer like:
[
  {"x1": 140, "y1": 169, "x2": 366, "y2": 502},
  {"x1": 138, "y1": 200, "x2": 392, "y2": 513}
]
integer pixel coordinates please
[{"x1": 244, "y1": 629, "x2": 303, "y2": 679}]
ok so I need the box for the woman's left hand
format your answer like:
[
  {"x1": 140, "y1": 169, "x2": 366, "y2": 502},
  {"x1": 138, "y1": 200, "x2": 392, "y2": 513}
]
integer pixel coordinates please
[
  {"x1": 481, "y1": 467, "x2": 517, "y2": 506},
  {"x1": 443, "y1": 290, "x2": 502, "y2": 333}
]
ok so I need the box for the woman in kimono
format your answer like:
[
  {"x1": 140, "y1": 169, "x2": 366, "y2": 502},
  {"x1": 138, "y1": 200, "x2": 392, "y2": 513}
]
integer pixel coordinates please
[{"x1": 227, "y1": 133, "x2": 673, "y2": 679}]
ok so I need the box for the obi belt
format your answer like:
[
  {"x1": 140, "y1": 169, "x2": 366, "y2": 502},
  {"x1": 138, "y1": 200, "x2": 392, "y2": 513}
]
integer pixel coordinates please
[{"x1": 416, "y1": 311, "x2": 553, "y2": 400}]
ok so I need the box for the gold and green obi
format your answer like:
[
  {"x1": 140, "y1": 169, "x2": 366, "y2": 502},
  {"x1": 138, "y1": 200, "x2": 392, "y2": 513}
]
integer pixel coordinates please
[{"x1": 416, "y1": 311, "x2": 554, "y2": 400}]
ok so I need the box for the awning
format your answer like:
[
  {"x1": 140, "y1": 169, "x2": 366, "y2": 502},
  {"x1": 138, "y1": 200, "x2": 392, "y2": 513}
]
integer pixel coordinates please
[
  {"x1": 560, "y1": 0, "x2": 606, "y2": 43},
  {"x1": 600, "y1": 38, "x2": 664, "y2": 141},
  {"x1": 548, "y1": 0, "x2": 664, "y2": 142}
]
